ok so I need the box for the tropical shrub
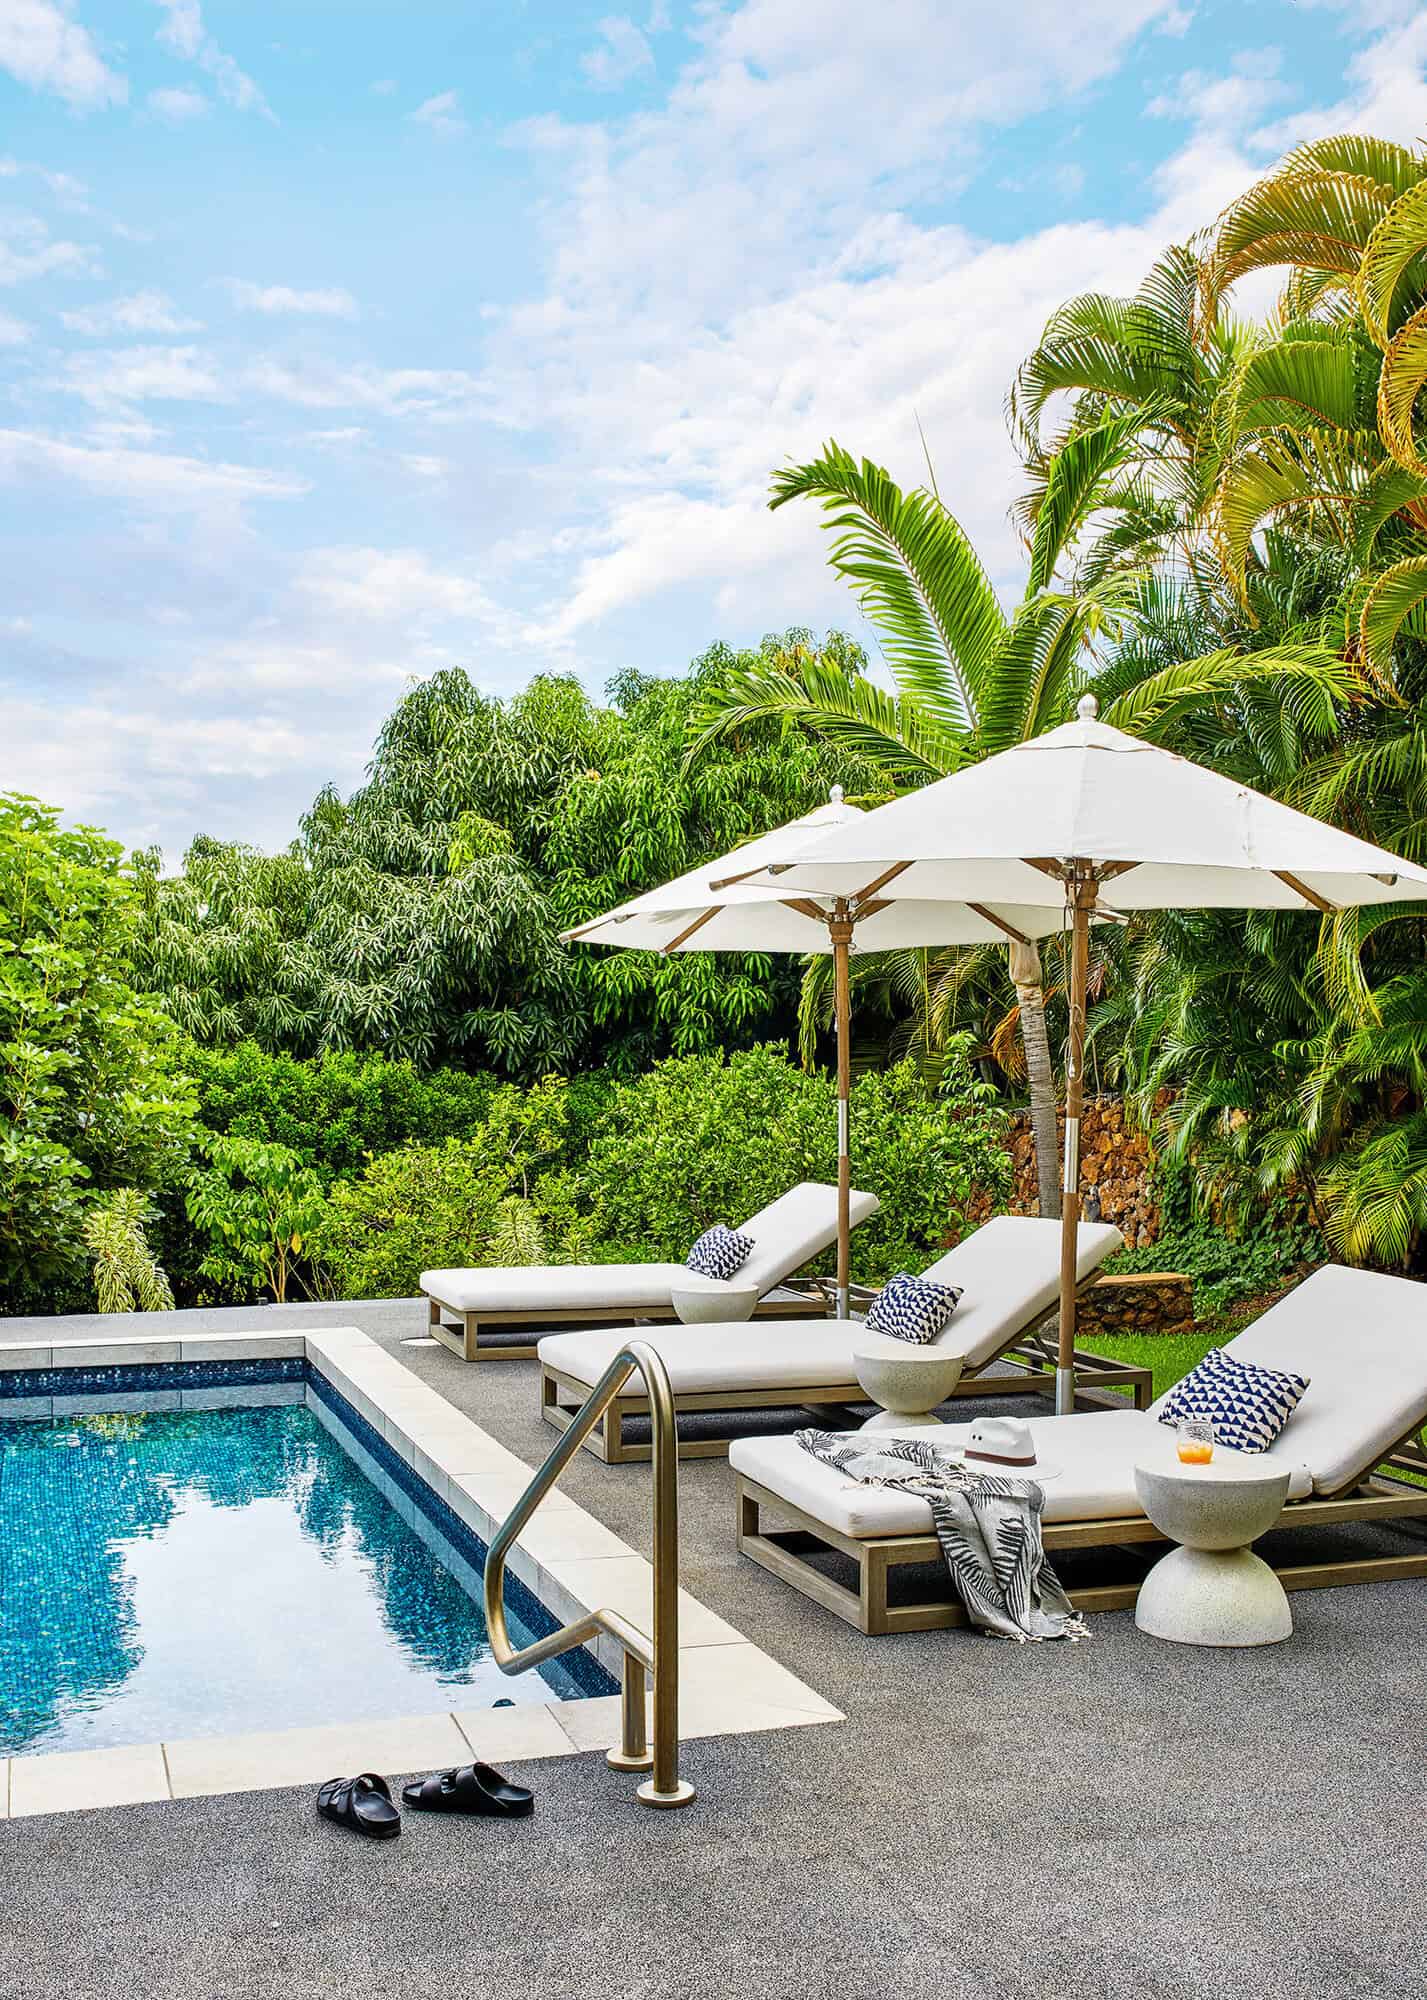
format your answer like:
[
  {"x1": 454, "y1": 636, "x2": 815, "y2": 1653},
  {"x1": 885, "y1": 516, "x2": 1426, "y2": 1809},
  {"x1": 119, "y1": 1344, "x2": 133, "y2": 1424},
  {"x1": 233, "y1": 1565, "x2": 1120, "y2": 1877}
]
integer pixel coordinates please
[
  {"x1": 83, "y1": 1190, "x2": 175, "y2": 1314},
  {"x1": 185, "y1": 1135, "x2": 328, "y2": 1304},
  {"x1": 311, "y1": 1077, "x2": 573, "y2": 1297},
  {"x1": 1107, "y1": 1155, "x2": 1321, "y2": 1321},
  {"x1": 578, "y1": 1040, "x2": 1011, "y2": 1281},
  {"x1": 0, "y1": 795, "x2": 195, "y2": 1313},
  {"x1": 182, "y1": 1040, "x2": 499, "y2": 1180}
]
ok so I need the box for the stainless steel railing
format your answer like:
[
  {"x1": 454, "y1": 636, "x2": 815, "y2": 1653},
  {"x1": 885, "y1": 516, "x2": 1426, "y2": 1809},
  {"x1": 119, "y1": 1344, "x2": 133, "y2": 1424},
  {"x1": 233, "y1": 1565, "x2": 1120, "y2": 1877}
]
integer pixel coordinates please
[{"x1": 482, "y1": 1339, "x2": 694, "y2": 1809}]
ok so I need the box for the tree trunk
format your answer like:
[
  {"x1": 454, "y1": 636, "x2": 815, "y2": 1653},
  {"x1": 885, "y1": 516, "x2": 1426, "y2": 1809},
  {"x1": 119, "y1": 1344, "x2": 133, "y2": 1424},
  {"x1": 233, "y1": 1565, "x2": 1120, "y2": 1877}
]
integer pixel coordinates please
[{"x1": 1010, "y1": 939, "x2": 1061, "y2": 1220}]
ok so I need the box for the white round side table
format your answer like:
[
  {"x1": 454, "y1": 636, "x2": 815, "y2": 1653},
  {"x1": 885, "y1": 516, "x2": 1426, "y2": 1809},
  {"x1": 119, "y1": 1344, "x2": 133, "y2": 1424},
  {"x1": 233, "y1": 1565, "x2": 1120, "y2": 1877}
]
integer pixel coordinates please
[
  {"x1": 670, "y1": 1281, "x2": 760, "y2": 1325},
  {"x1": 853, "y1": 1335, "x2": 964, "y2": 1431},
  {"x1": 1133, "y1": 1449, "x2": 1293, "y2": 1647}
]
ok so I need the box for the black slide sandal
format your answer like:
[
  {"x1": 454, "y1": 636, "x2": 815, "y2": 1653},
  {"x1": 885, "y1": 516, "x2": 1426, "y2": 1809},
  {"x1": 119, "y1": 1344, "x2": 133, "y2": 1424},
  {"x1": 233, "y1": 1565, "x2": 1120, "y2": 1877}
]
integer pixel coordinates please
[
  {"x1": 402, "y1": 1763, "x2": 534, "y2": 1818},
  {"x1": 317, "y1": 1772, "x2": 402, "y2": 1840}
]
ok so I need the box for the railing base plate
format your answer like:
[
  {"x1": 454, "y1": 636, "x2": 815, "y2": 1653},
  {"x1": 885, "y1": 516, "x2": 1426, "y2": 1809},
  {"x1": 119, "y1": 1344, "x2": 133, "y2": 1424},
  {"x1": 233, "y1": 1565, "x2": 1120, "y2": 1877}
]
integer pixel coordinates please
[
  {"x1": 637, "y1": 1778, "x2": 696, "y2": 1809},
  {"x1": 606, "y1": 1747, "x2": 654, "y2": 1772}
]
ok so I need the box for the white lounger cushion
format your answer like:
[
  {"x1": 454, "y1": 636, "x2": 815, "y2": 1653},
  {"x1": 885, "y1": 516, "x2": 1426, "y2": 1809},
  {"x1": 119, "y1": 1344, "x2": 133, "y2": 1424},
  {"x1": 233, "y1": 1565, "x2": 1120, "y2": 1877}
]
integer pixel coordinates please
[
  {"x1": 730, "y1": 1409, "x2": 1314, "y2": 1540},
  {"x1": 428, "y1": 1261, "x2": 692, "y2": 1316},
  {"x1": 539, "y1": 1214, "x2": 1125, "y2": 1389},
  {"x1": 540, "y1": 1320, "x2": 864, "y2": 1394},
  {"x1": 1161, "y1": 1263, "x2": 1427, "y2": 1496},
  {"x1": 914, "y1": 1215, "x2": 1124, "y2": 1370},
  {"x1": 423, "y1": 1181, "x2": 878, "y2": 1315}
]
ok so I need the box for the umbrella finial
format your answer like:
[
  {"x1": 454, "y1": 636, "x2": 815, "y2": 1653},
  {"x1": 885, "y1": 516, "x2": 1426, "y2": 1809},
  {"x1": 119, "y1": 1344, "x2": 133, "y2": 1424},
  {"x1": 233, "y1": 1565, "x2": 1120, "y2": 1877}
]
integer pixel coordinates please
[
  {"x1": 1077, "y1": 693, "x2": 1099, "y2": 722},
  {"x1": 829, "y1": 783, "x2": 845, "y2": 805}
]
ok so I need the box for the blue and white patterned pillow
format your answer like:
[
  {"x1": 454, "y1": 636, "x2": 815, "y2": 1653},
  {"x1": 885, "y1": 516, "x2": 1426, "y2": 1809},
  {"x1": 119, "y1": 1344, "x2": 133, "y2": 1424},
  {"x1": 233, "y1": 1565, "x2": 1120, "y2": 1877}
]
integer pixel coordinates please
[
  {"x1": 685, "y1": 1224, "x2": 756, "y2": 1282},
  {"x1": 864, "y1": 1271, "x2": 962, "y2": 1345},
  {"x1": 1157, "y1": 1346, "x2": 1310, "y2": 1454}
]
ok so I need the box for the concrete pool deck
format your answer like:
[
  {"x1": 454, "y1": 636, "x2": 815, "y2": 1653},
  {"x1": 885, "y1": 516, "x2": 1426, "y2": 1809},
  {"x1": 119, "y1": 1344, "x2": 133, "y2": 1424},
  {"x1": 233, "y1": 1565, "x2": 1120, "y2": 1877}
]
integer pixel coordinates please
[{"x1": 2, "y1": 1296, "x2": 1426, "y2": 2000}]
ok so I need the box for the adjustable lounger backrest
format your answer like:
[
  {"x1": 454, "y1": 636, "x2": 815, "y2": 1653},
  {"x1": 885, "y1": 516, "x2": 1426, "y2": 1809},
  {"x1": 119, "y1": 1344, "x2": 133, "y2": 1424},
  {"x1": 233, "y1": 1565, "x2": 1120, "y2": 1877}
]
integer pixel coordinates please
[
  {"x1": 917, "y1": 1215, "x2": 1124, "y2": 1369},
  {"x1": 734, "y1": 1181, "x2": 879, "y2": 1294},
  {"x1": 1201, "y1": 1264, "x2": 1427, "y2": 1495}
]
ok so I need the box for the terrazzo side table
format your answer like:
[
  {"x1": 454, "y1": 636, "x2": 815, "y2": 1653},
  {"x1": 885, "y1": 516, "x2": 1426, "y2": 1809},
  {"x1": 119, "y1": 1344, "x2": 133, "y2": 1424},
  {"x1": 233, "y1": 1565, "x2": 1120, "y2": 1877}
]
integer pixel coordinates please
[
  {"x1": 853, "y1": 1336, "x2": 965, "y2": 1431},
  {"x1": 1133, "y1": 1451, "x2": 1293, "y2": 1647},
  {"x1": 671, "y1": 1281, "x2": 760, "y2": 1325}
]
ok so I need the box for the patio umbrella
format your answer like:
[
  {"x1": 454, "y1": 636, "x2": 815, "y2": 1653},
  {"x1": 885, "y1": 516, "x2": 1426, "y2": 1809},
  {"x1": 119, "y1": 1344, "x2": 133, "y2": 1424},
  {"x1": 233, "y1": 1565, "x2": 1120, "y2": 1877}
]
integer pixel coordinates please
[
  {"x1": 563, "y1": 788, "x2": 1071, "y2": 1316},
  {"x1": 717, "y1": 697, "x2": 1427, "y2": 1408}
]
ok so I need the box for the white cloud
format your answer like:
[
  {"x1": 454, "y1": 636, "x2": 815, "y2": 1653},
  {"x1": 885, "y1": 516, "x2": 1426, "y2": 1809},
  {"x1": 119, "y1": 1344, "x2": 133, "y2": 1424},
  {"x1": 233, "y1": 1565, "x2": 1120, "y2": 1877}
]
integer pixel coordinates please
[
  {"x1": 410, "y1": 90, "x2": 467, "y2": 138},
  {"x1": 0, "y1": 309, "x2": 29, "y2": 345},
  {"x1": 61, "y1": 289, "x2": 202, "y2": 334},
  {"x1": 151, "y1": 0, "x2": 272, "y2": 118},
  {"x1": 148, "y1": 84, "x2": 209, "y2": 121},
  {"x1": 0, "y1": 426, "x2": 307, "y2": 509},
  {"x1": 224, "y1": 279, "x2": 360, "y2": 319},
  {"x1": 243, "y1": 356, "x2": 483, "y2": 416},
  {"x1": 56, "y1": 344, "x2": 228, "y2": 406},
  {"x1": 582, "y1": 17, "x2": 656, "y2": 90},
  {"x1": 0, "y1": 154, "x2": 91, "y2": 205},
  {"x1": 370, "y1": 77, "x2": 397, "y2": 96},
  {"x1": 0, "y1": 1, "x2": 126, "y2": 110},
  {"x1": 0, "y1": 214, "x2": 100, "y2": 286},
  {"x1": 294, "y1": 546, "x2": 501, "y2": 625}
]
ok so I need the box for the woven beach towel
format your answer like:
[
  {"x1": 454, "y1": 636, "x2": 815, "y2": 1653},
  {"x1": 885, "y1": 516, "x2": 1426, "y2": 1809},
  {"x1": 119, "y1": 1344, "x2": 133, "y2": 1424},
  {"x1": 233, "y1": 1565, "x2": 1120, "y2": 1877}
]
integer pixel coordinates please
[{"x1": 795, "y1": 1429, "x2": 1087, "y2": 1643}]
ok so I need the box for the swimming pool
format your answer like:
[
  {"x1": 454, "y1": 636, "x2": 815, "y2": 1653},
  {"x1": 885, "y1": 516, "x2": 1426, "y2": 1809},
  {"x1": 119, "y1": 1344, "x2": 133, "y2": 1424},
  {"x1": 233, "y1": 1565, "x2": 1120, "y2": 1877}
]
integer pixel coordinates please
[{"x1": 0, "y1": 1361, "x2": 614, "y2": 1759}]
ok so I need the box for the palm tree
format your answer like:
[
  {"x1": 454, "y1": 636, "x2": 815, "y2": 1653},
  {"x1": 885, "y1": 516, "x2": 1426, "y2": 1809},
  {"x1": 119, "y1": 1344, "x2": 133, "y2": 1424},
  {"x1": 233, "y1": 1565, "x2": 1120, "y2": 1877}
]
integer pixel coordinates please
[{"x1": 689, "y1": 435, "x2": 1349, "y2": 1215}]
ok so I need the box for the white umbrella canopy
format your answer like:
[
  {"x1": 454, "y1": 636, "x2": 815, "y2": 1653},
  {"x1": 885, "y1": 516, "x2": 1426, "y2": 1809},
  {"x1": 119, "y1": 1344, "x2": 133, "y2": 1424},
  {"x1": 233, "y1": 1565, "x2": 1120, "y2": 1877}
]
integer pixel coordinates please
[
  {"x1": 723, "y1": 697, "x2": 1427, "y2": 1410},
  {"x1": 563, "y1": 788, "x2": 1071, "y2": 1315}
]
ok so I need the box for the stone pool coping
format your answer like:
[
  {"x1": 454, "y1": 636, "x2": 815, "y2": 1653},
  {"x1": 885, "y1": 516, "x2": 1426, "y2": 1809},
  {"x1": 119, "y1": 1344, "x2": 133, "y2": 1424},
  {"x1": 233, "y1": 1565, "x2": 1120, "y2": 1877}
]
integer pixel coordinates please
[{"x1": 0, "y1": 1326, "x2": 842, "y2": 1818}]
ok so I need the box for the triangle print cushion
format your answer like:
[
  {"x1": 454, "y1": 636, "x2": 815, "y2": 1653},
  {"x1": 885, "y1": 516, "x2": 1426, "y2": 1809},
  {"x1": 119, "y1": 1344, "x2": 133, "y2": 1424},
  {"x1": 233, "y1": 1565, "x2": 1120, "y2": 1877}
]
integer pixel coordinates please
[{"x1": 1156, "y1": 1347, "x2": 1309, "y2": 1453}]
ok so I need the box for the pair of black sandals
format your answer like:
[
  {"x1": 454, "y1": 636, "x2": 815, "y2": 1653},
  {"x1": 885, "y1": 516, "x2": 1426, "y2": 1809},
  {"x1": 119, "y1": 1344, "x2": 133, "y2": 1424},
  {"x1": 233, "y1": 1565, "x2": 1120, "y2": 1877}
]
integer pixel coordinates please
[{"x1": 317, "y1": 1763, "x2": 533, "y2": 1841}]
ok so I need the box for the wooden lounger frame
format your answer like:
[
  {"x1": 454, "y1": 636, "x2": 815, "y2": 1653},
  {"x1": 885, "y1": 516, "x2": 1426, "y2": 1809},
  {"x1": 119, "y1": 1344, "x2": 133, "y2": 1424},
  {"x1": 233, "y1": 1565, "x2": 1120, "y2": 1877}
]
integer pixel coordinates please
[
  {"x1": 538, "y1": 1274, "x2": 1154, "y2": 1464},
  {"x1": 426, "y1": 1279, "x2": 830, "y2": 1364},
  {"x1": 735, "y1": 1422, "x2": 1427, "y2": 1633}
]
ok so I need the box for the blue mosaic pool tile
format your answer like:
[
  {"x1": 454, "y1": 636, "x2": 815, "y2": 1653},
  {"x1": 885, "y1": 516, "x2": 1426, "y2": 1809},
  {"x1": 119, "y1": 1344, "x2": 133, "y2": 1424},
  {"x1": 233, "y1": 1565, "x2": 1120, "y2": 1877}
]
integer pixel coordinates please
[{"x1": 0, "y1": 1355, "x2": 307, "y2": 1400}]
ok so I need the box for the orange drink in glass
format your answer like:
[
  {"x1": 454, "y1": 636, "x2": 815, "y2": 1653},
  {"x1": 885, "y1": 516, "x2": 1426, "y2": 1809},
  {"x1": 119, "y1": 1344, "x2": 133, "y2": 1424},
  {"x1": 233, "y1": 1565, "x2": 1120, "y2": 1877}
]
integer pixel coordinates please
[{"x1": 1176, "y1": 1419, "x2": 1215, "y2": 1464}]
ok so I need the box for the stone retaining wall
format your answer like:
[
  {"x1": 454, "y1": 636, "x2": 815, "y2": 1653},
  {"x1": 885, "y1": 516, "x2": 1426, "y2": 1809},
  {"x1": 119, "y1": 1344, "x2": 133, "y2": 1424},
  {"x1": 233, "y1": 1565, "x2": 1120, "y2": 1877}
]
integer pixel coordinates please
[
  {"x1": 1079, "y1": 1270, "x2": 1195, "y2": 1339},
  {"x1": 1002, "y1": 1091, "x2": 1171, "y2": 1250}
]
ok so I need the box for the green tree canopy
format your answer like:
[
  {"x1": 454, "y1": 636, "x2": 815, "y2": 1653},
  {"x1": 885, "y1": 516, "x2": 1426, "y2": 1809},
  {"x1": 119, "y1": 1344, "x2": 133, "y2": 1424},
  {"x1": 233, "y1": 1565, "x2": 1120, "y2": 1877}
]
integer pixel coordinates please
[{"x1": 0, "y1": 795, "x2": 194, "y2": 1310}]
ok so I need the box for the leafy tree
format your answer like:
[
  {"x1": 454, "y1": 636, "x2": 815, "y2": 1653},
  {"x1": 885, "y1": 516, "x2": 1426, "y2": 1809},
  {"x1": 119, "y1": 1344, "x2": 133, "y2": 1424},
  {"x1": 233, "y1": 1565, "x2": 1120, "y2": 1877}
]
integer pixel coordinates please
[
  {"x1": 185, "y1": 1135, "x2": 328, "y2": 1304},
  {"x1": 136, "y1": 647, "x2": 866, "y2": 1078},
  {"x1": 0, "y1": 795, "x2": 194, "y2": 1312}
]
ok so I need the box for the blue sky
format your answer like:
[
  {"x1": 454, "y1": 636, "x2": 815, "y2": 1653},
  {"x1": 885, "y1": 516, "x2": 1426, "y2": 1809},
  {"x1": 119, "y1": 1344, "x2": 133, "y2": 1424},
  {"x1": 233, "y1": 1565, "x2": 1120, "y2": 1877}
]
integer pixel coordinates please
[{"x1": 4, "y1": 1, "x2": 1427, "y2": 859}]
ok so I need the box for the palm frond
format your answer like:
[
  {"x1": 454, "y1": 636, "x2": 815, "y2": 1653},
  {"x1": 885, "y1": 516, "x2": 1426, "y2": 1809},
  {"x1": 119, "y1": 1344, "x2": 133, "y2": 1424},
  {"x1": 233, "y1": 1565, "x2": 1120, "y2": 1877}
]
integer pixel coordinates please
[{"x1": 769, "y1": 444, "x2": 1006, "y2": 727}]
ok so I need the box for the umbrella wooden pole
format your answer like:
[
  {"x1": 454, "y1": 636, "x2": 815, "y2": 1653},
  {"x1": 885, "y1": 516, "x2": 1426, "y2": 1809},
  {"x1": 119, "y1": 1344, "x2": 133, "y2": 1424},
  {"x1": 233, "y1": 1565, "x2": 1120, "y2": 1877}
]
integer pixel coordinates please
[
  {"x1": 1056, "y1": 878, "x2": 1095, "y2": 1415},
  {"x1": 831, "y1": 912, "x2": 854, "y2": 1320}
]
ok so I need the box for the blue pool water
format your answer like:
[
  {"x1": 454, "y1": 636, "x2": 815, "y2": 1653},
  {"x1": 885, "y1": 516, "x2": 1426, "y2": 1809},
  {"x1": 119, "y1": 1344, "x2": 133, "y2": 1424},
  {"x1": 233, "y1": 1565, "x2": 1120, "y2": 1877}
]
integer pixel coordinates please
[{"x1": 0, "y1": 1378, "x2": 610, "y2": 1757}]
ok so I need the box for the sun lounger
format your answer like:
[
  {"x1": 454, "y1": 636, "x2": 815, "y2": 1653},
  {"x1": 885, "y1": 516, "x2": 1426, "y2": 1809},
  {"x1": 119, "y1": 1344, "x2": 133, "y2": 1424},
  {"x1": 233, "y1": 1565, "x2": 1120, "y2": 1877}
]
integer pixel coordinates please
[
  {"x1": 730, "y1": 1263, "x2": 1427, "y2": 1630},
  {"x1": 423, "y1": 1181, "x2": 878, "y2": 1362},
  {"x1": 538, "y1": 1215, "x2": 1140, "y2": 1461}
]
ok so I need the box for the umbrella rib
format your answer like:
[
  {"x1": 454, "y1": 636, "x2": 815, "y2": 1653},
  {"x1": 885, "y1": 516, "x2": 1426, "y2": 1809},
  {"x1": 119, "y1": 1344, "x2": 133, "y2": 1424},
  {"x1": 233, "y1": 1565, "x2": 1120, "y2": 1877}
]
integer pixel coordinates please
[
  {"x1": 780, "y1": 898, "x2": 833, "y2": 928},
  {"x1": 967, "y1": 903, "x2": 1031, "y2": 945},
  {"x1": 849, "y1": 860, "x2": 912, "y2": 907},
  {"x1": 1273, "y1": 870, "x2": 1338, "y2": 914},
  {"x1": 660, "y1": 907, "x2": 721, "y2": 952}
]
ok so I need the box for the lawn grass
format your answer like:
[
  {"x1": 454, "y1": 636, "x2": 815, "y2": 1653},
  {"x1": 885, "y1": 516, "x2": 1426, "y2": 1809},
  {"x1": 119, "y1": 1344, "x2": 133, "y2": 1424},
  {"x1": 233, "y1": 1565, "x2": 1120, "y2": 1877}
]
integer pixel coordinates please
[{"x1": 1088, "y1": 1312, "x2": 1251, "y2": 1401}]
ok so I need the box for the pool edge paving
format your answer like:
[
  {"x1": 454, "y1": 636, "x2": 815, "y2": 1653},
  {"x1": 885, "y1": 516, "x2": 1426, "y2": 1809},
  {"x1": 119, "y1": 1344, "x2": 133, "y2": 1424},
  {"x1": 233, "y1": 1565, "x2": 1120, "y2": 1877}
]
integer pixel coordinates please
[{"x1": 0, "y1": 1325, "x2": 844, "y2": 1818}]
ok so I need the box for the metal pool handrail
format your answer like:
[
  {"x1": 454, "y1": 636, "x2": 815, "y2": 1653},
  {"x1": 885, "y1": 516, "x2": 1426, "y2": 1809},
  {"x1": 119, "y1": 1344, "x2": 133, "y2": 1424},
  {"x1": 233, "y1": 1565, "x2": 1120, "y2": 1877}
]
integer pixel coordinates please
[{"x1": 482, "y1": 1339, "x2": 694, "y2": 1809}]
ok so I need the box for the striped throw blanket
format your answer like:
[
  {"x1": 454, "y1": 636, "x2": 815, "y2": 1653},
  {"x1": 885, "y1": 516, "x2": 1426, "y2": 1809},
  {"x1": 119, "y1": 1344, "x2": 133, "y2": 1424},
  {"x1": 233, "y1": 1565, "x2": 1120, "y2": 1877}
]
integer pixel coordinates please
[{"x1": 795, "y1": 1429, "x2": 1087, "y2": 1643}]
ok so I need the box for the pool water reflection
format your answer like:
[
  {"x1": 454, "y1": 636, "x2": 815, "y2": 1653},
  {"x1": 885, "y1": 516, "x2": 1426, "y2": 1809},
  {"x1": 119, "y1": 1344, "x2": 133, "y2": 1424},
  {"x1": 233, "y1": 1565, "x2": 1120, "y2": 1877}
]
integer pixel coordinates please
[{"x1": 0, "y1": 1391, "x2": 591, "y2": 1756}]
